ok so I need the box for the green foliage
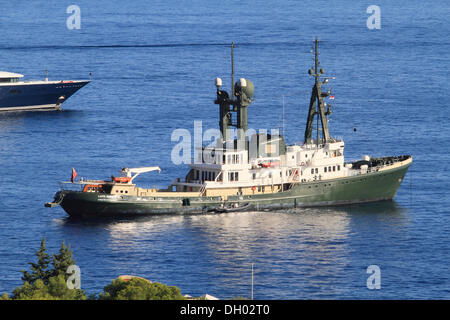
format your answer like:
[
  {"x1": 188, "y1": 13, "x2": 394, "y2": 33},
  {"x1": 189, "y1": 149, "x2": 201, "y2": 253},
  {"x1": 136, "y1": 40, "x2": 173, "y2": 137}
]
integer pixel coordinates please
[
  {"x1": 21, "y1": 238, "x2": 52, "y2": 285},
  {"x1": 8, "y1": 238, "x2": 187, "y2": 301},
  {"x1": 99, "y1": 278, "x2": 185, "y2": 300},
  {"x1": 11, "y1": 275, "x2": 86, "y2": 300},
  {"x1": 51, "y1": 242, "x2": 75, "y2": 280},
  {"x1": 10, "y1": 237, "x2": 85, "y2": 300}
]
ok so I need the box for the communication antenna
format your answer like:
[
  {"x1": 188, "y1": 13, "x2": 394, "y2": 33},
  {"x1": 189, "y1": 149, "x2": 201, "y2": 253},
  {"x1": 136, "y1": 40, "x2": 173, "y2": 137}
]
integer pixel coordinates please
[
  {"x1": 251, "y1": 263, "x2": 254, "y2": 300},
  {"x1": 231, "y1": 42, "x2": 235, "y2": 99},
  {"x1": 282, "y1": 95, "x2": 286, "y2": 138}
]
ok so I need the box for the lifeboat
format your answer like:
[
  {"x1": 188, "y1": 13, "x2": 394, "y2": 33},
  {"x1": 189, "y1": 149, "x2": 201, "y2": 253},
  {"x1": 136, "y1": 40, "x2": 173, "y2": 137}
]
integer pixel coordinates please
[{"x1": 112, "y1": 176, "x2": 132, "y2": 183}]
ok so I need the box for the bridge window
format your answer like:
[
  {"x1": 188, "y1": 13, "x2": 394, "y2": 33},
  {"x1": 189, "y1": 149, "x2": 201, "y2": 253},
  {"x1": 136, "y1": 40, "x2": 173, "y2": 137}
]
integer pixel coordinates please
[{"x1": 228, "y1": 172, "x2": 239, "y2": 181}]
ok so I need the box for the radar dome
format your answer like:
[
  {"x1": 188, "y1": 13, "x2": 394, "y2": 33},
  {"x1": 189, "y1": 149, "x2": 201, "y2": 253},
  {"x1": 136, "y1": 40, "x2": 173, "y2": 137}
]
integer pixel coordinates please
[{"x1": 234, "y1": 78, "x2": 254, "y2": 98}]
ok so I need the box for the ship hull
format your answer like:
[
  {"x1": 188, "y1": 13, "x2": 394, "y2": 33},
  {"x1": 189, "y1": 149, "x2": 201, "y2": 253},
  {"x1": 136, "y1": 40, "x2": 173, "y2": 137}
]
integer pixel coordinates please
[
  {"x1": 0, "y1": 80, "x2": 90, "y2": 111},
  {"x1": 56, "y1": 158, "x2": 411, "y2": 218}
]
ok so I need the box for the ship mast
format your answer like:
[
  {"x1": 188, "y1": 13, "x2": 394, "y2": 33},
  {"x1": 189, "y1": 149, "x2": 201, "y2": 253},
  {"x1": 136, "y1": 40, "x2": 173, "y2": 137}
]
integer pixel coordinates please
[
  {"x1": 215, "y1": 42, "x2": 254, "y2": 151},
  {"x1": 304, "y1": 38, "x2": 332, "y2": 146}
]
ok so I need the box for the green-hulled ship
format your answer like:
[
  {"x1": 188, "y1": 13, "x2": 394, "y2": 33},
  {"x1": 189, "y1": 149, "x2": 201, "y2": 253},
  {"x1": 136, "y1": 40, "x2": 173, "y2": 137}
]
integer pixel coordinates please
[{"x1": 46, "y1": 40, "x2": 412, "y2": 218}]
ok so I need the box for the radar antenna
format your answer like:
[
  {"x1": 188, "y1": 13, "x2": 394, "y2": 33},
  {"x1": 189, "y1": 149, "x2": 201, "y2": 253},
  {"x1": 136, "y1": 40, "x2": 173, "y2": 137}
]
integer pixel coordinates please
[{"x1": 304, "y1": 38, "x2": 333, "y2": 146}]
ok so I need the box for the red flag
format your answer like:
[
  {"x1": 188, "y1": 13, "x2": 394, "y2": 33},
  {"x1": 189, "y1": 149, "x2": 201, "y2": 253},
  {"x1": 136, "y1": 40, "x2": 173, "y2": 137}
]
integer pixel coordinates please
[
  {"x1": 329, "y1": 95, "x2": 335, "y2": 100},
  {"x1": 71, "y1": 168, "x2": 77, "y2": 183}
]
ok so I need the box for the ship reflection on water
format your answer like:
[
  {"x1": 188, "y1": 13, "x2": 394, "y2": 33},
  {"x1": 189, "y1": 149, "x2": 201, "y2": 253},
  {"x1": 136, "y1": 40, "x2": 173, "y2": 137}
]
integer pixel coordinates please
[{"x1": 57, "y1": 201, "x2": 406, "y2": 298}]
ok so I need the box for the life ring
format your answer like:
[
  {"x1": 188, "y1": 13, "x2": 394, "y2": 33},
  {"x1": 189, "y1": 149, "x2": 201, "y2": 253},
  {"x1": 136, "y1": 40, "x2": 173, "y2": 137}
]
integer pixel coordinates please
[{"x1": 251, "y1": 186, "x2": 256, "y2": 191}]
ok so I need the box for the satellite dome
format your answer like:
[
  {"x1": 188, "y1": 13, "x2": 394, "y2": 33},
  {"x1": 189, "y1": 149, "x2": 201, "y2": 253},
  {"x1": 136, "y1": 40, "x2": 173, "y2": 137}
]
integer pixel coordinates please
[{"x1": 234, "y1": 78, "x2": 254, "y2": 98}]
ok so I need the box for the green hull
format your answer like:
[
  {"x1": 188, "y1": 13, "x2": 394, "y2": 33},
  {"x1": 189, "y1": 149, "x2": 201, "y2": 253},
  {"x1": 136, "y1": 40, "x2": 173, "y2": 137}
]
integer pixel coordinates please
[{"x1": 55, "y1": 159, "x2": 411, "y2": 218}]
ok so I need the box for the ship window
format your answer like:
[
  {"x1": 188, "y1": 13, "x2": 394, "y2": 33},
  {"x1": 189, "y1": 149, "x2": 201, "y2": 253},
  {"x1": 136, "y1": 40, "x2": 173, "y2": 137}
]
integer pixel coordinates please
[
  {"x1": 252, "y1": 173, "x2": 256, "y2": 180},
  {"x1": 315, "y1": 168, "x2": 318, "y2": 174},
  {"x1": 311, "y1": 169, "x2": 314, "y2": 174},
  {"x1": 268, "y1": 173, "x2": 272, "y2": 179},
  {"x1": 337, "y1": 165, "x2": 340, "y2": 171},
  {"x1": 305, "y1": 154, "x2": 308, "y2": 158},
  {"x1": 235, "y1": 172, "x2": 239, "y2": 181},
  {"x1": 333, "y1": 166, "x2": 336, "y2": 172},
  {"x1": 328, "y1": 166, "x2": 331, "y2": 172},
  {"x1": 280, "y1": 171, "x2": 282, "y2": 177},
  {"x1": 324, "y1": 167, "x2": 327, "y2": 173}
]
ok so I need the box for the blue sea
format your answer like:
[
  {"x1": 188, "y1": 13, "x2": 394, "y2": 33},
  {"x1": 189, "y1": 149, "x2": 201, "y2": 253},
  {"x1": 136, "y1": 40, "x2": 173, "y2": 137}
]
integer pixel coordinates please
[{"x1": 0, "y1": 0, "x2": 449, "y2": 299}]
